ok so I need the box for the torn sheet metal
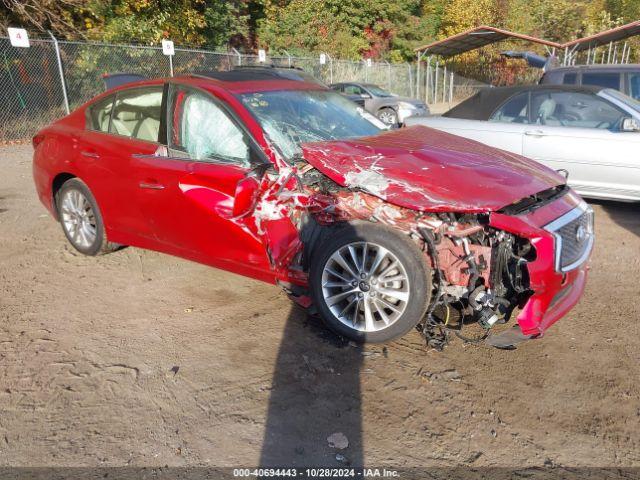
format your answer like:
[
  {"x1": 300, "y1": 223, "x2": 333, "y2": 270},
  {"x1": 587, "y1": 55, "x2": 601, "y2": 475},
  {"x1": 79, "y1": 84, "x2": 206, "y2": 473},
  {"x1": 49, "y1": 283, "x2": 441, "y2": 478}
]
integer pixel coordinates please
[{"x1": 301, "y1": 125, "x2": 565, "y2": 213}]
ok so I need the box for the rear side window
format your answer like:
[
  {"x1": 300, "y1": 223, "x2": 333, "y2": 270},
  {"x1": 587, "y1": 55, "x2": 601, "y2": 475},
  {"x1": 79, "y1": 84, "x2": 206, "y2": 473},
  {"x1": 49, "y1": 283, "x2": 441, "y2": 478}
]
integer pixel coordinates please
[
  {"x1": 88, "y1": 95, "x2": 114, "y2": 132},
  {"x1": 582, "y1": 72, "x2": 621, "y2": 90},
  {"x1": 110, "y1": 87, "x2": 163, "y2": 142},
  {"x1": 563, "y1": 73, "x2": 577, "y2": 85},
  {"x1": 490, "y1": 92, "x2": 529, "y2": 124}
]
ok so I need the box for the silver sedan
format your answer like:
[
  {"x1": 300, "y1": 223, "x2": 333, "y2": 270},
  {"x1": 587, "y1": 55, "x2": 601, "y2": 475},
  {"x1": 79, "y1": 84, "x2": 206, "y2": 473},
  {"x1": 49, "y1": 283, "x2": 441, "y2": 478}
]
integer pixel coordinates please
[{"x1": 408, "y1": 85, "x2": 640, "y2": 202}]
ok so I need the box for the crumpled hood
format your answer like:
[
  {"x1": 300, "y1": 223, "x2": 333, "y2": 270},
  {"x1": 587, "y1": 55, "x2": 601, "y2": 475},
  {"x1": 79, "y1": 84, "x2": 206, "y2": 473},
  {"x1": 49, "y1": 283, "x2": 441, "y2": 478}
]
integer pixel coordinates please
[{"x1": 301, "y1": 125, "x2": 565, "y2": 213}]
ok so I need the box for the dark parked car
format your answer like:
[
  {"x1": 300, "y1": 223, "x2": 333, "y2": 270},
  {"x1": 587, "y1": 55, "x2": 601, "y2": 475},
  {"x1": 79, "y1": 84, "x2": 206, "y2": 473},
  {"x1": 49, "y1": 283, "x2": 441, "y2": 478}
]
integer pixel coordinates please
[
  {"x1": 540, "y1": 64, "x2": 640, "y2": 101},
  {"x1": 330, "y1": 82, "x2": 429, "y2": 125}
]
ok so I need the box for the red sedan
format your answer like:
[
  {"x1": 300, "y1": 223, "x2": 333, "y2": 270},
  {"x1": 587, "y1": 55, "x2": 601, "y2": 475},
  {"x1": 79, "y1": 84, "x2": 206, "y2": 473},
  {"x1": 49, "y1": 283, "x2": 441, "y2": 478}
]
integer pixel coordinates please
[{"x1": 32, "y1": 67, "x2": 594, "y2": 347}]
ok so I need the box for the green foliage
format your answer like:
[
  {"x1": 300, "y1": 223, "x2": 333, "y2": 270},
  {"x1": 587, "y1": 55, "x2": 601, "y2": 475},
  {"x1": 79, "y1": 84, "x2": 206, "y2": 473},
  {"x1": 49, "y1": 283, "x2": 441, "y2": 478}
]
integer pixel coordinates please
[
  {"x1": 256, "y1": 0, "x2": 432, "y2": 60},
  {"x1": 0, "y1": 0, "x2": 637, "y2": 62},
  {"x1": 87, "y1": 0, "x2": 249, "y2": 48}
]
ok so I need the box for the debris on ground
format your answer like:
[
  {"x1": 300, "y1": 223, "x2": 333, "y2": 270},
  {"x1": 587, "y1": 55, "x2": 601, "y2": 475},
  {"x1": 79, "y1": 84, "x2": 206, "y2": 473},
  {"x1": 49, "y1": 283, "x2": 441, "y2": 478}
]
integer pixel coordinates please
[{"x1": 327, "y1": 432, "x2": 349, "y2": 450}]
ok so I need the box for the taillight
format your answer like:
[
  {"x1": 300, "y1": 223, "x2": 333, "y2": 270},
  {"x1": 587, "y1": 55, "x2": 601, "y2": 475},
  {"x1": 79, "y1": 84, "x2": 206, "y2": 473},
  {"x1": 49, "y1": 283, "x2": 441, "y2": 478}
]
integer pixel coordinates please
[{"x1": 32, "y1": 134, "x2": 45, "y2": 149}]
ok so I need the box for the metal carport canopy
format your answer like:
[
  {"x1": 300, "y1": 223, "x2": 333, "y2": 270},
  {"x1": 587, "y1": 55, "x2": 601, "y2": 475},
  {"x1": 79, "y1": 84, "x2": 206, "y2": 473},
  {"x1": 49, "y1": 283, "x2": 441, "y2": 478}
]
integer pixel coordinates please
[
  {"x1": 562, "y1": 20, "x2": 640, "y2": 52},
  {"x1": 414, "y1": 26, "x2": 562, "y2": 57}
]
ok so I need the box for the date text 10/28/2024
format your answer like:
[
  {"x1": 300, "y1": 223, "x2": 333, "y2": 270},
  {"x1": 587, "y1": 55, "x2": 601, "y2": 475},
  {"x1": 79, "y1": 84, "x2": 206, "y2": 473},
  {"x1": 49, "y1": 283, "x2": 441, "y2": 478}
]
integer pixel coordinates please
[{"x1": 233, "y1": 468, "x2": 400, "y2": 477}]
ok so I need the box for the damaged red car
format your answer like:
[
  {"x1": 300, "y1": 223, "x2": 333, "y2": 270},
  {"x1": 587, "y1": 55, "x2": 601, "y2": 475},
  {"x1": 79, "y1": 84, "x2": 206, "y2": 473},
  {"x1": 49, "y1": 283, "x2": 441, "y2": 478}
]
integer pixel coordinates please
[{"x1": 32, "y1": 67, "x2": 594, "y2": 348}]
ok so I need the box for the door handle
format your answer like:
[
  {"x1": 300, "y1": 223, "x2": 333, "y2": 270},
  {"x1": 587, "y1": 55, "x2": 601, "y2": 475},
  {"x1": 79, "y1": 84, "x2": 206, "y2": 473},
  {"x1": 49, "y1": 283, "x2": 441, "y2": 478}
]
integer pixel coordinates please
[
  {"x1": 132, "y1": 146, "x2": 170, "y2": 159},
  {"x1": 524, "y1": 130, "x2": 546, "y2": 137},
  {"x1": 80, "y1": 150, "x2": 100, "y2": 158},
  {"x1": 139, "y1": 182, "x2": 165, "y2": 190}
]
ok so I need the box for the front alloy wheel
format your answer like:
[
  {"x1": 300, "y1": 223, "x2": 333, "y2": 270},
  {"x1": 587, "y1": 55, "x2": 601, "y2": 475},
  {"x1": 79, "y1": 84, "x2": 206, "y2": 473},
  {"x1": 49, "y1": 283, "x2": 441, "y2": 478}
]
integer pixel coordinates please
[
  {"x1": 310, "y1": 222, "x2": 431, "y2": 343},
  {"x1": 321, "y1": 242, "x2": 410, "y2": 332},
  {"x1": 377, "y1": 108, "x2": 398, "y2": 125}
]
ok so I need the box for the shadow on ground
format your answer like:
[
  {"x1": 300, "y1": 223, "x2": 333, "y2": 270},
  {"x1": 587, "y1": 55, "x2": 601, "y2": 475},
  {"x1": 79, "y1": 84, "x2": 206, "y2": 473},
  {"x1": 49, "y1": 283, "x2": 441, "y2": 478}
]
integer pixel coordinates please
[
  {"x1": 259, "y1": 306, "x2": 364, "y2": 467},
  {"x1": 590, "y1": 199, "x2": 640, "y2": 238}
]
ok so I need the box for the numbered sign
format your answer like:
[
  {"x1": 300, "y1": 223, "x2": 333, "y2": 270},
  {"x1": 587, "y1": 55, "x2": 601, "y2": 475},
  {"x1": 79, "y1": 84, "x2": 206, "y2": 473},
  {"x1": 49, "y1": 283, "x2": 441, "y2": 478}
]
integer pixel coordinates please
[
  {"x1": 258, "y1": 49, "x2": 266, "y2": 63},
  {"x1": 8, "y1": 28, "x2": 30, "y2": 48},
  {"x1": 161, "y1": 39, "x2": 175, "y2": 56},
  {"x1": 319, "y1": 53, "x2": 327, "y2": 65}
]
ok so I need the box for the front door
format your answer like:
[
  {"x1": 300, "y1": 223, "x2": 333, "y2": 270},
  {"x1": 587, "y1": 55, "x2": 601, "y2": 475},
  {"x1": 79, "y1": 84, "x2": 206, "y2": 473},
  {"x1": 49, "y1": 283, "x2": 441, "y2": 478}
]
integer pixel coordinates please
[{"x1": 135, "y1": 84, "x2": 273, "y2": 278}]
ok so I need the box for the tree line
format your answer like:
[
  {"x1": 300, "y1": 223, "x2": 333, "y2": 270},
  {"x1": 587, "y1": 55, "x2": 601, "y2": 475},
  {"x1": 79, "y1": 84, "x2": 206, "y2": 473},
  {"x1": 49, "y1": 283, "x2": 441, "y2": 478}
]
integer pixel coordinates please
[{"x1": 2, "y1": 0, "x2": 638, "y2": 62}]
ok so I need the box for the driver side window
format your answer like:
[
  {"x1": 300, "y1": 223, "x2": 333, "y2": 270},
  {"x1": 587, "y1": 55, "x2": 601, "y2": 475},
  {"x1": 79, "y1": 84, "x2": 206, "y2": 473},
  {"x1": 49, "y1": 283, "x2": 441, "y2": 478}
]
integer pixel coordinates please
[
  {"x1": 530, "y1": 91, "x2": 625, "y2": 129},
  {"x1": 170, "y1": 86, "x2": 250, "y2": 166},
  {"x1": 344, "y1": 85, "x2": 364, "y2": 95}
]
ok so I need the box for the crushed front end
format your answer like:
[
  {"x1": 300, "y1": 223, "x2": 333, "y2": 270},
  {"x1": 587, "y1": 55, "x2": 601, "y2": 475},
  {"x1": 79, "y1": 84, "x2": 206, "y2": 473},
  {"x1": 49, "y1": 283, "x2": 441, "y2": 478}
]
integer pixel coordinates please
[
  {"x1": 486, "y1": 186, "x2": 594, "y2": 346},
  {"x1": 270, "y1": 165, "x2": 593, "y2": 348},
  {"x1": 251, "y1": 126, "x2": 593, "y2": 348}
]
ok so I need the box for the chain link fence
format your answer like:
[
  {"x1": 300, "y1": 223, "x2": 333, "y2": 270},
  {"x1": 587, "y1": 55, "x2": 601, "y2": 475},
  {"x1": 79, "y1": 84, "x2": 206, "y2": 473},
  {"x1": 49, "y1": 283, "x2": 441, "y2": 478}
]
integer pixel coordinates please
[{"x1": 0, "y1": 35, "x2": 485, "y2": 141}]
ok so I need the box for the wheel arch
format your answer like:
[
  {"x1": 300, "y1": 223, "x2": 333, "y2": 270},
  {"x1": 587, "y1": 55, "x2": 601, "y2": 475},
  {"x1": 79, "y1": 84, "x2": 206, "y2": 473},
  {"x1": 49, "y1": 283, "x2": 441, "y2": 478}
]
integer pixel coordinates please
[{"x1": 377, "y1": 103, "x2": 399, "y2": 113}]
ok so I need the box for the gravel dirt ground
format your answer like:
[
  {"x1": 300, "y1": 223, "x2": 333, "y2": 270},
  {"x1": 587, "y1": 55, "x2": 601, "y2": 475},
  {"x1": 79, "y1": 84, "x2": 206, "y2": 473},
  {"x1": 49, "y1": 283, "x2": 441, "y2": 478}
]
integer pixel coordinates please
[{"x1": 1, "y1": 144, "x2": 640, "y2": 476}]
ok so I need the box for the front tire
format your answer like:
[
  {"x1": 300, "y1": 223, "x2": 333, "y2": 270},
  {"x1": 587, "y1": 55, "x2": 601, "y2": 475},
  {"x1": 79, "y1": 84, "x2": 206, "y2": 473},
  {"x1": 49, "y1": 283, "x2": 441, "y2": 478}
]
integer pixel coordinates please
[
  {"x1": 56, "y1": 178, "x2": 117, "y2": 256},
  {"x1": 309, "y1": 222, "x2": 431, "y2": 343},
  {"x1": 377, "y1": 107, "x2": 398, "y2": 126}
]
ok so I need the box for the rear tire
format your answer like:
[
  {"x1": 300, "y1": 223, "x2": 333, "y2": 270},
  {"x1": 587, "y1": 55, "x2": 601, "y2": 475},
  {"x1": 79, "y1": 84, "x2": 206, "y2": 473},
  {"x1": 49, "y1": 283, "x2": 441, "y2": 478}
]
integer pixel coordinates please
[
  {"x1": 55, "y1": 178, "x2": 119, "y2": 256},
  {"x1": 309, "y1": 222, "x2": 431, "y2": 343}
]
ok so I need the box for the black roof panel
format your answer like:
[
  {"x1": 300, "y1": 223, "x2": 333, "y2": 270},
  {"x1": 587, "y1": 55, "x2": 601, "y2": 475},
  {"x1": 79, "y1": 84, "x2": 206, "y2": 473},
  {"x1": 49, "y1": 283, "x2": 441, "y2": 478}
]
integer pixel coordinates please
[{"x1": 193, "y1": 66, "x2": 323, "y2": 84}]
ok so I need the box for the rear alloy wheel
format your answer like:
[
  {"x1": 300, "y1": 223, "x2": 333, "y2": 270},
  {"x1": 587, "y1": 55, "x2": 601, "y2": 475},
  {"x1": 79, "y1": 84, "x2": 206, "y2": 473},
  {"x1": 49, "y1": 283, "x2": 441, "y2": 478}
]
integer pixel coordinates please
[
  {"x1": 56, "y1": 178, "x2": 118, "y2": 256},
  {"x1": 310, "y1": 222, "x2": 431, "y2": 343},
  {"x1": 377, "y1": 107, "x2": 398, "y2": 126}
]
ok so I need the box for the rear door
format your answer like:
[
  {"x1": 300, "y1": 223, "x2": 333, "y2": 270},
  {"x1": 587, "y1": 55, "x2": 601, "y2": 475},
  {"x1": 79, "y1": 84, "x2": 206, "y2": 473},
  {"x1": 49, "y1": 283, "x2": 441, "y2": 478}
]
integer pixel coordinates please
[
  {"x1": 523, "y1": 89, "x2": 640, "y2": 200},
  {"x1": 80, "y1": 86, "x2": 164, "y2": 243},
  {"x1": 134, "y1": 83, "x2": 273, "y2": 276}
]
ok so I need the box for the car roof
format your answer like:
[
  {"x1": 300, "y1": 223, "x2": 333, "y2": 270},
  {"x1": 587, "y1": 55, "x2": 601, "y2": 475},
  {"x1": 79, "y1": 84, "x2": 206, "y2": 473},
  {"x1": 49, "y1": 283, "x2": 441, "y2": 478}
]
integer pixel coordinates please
[
  {"x1": 331, "y1": 82, "x2": 379, "y2": 88},
  {"x1": 444, "y1": 84, "x2": 604, "y2": 120},
  {"x1": 546, "y1": 63, "x2": 640, "y2": 72},
  {"x1": 95, "y1": 68, "x2": 328, "y2": 102},
  {"x1": 195, "y1": 66, "x2": 324, "y2": 85}
]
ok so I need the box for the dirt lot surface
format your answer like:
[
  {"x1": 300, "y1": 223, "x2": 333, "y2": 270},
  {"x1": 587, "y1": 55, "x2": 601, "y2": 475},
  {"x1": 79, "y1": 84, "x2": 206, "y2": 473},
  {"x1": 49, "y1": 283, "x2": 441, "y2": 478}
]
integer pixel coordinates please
[{"x1": 1, "y1": 145, "x2": 640, "y2": 475}]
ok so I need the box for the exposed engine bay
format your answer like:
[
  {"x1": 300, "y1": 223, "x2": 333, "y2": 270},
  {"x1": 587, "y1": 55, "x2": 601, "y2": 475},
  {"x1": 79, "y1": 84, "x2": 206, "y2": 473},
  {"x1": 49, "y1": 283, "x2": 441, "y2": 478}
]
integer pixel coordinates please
[{"x1": 268, "y1": 161, "x2": 537, "y2": 349}]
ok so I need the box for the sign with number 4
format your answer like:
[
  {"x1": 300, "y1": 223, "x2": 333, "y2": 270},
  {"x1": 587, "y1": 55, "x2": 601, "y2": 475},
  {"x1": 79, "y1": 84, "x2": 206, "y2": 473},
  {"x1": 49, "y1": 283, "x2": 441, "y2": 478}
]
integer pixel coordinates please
[{"x1": 8, "y1": 28, "x2": 30, "y2": 48}]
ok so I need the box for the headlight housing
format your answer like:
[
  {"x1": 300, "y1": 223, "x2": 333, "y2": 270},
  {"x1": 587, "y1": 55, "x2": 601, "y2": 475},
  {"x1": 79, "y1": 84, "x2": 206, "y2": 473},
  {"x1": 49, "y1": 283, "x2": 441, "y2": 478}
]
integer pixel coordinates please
[{"x1": 397, "y1": 101, "x2": 418, "y2": 110}]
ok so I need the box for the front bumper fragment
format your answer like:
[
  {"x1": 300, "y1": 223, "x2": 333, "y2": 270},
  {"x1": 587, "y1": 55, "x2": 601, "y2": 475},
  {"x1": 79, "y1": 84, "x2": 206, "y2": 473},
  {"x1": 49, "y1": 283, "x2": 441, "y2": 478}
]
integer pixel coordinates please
[{"x1": 489, "y1": 191, "x2": 593, "y2": 337}]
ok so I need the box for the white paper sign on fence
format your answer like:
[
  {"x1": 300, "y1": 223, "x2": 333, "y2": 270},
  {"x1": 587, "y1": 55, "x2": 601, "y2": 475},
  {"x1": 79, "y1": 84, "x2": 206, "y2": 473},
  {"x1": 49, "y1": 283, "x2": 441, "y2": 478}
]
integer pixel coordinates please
[
  {"x1": 258, "y1": 49, "x2": 266, "y2": 63},
  {"x1": 366, "y1": 58, "x2": 372, "y2": 67},
  {"x1": 161, "y1": 39, "x2": 175, "y2": 56},
  {"x1": 8, "y1": 28, "x2": 30, "y2": 48},
  {"x1": 319, "y1": 53, "x2": 326, "y2": 65}
]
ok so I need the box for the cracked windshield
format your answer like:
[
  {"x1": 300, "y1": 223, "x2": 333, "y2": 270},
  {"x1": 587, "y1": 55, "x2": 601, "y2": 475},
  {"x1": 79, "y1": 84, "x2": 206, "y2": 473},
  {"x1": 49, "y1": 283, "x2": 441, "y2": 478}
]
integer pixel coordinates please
[{"x1": 239, "y1": 90, "x2": 386, "y2": 160}]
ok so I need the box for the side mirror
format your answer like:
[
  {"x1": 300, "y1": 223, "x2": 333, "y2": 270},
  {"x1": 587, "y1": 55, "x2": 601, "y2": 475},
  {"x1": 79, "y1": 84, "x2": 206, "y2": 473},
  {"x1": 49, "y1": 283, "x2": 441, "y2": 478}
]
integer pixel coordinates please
[
  {"x1": 360, "y1": 93, "x2": 371, "y2": 99},
  {"x1": 231, "y1": 163, "x2": 272, "y2": 218},
  {"x1": 621, "y1": 117, "x2": 640, "y2": 132}
]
